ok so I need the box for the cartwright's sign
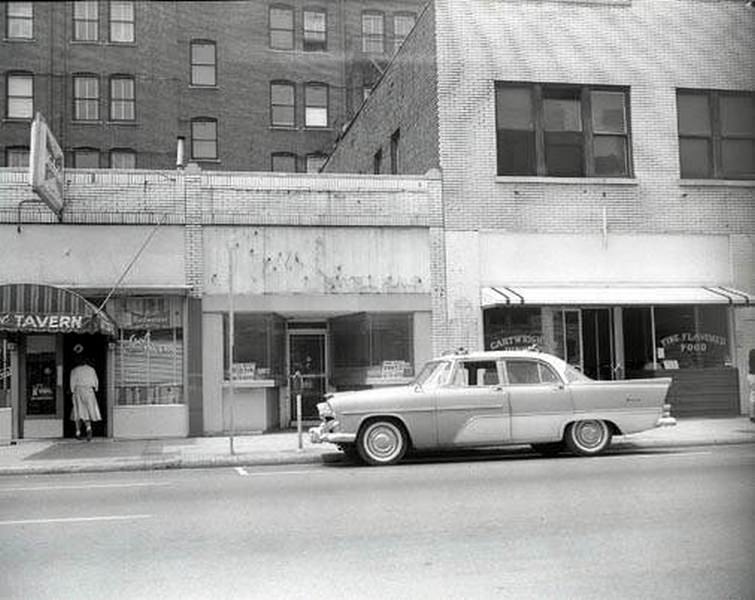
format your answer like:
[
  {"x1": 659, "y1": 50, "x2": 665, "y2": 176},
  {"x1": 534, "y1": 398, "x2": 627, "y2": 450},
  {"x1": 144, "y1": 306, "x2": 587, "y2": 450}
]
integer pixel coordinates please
[{"x1": 0, "y1": 312, "x2": 89, "y2": 332}]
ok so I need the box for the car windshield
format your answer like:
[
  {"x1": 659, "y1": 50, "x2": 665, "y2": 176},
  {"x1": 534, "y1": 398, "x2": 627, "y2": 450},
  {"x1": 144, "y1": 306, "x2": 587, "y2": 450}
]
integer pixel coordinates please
[{"x1": 413, "y1": 360, "x2": 452, "y2": 388}]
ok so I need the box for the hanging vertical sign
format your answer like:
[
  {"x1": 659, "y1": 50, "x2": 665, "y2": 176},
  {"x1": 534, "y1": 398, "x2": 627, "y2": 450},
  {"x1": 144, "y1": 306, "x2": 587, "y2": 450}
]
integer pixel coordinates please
[{"x1": 28, "y1": 112, "x2": 65, "y2": 219}]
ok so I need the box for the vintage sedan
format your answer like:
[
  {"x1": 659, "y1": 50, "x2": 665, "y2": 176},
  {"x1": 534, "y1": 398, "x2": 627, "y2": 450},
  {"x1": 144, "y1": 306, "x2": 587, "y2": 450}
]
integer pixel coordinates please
[{"x1": 309, "y1": 349, "x2": 676, "y2": 465}]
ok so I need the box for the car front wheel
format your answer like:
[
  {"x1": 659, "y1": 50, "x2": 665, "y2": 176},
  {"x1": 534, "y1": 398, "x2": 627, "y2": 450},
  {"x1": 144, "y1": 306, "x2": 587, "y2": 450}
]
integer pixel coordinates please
[
  {"x1": 565, "y1": 420, "x2": 612, "y2": 456},
  {"x1": 357, "y1": 420, "x2": 407, "y2": 466}
]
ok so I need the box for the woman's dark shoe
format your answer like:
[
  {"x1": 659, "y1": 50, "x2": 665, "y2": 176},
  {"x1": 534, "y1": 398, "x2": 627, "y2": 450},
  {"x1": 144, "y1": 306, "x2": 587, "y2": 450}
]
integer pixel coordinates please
[{"x1": 86, "y1": 428, "x2": 92, "y2": 441}]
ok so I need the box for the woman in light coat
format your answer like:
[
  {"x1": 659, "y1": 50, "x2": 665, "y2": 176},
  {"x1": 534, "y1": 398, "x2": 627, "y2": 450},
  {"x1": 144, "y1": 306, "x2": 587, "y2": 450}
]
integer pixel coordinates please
[{"x1": 70, "y1": 359, "x2": 101, "y2": 441}]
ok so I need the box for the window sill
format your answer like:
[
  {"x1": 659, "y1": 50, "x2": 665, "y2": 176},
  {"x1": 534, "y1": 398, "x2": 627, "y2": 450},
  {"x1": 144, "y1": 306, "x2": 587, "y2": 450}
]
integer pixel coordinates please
[
  {"x1": 70, "y1": 40, "x2": 102, "y2": 45},
  {"x1": 188, "y1": 84, "x2": 219, "y2": 90},
  {"x1": 106, "y1": 41, "x2": 136, "y2": 47},
  {"x1": 270, "y1": 125, "x2": 297, "y2": 131},
  {"x1": 495, "y1": 176, "x2": 638, "y2": 186},
  {"x1": 72, "y1": 120, "x2": 104, "y2": 125},
  {"x1": 192, "y1": 158, "x2": 220, "y2": 163},
  {"x1": 106, "y1": 120, "x2": 138, "y2": 126},
  {"x1": 2, "y1": 117, "x2": 33, "y2": 124},
  {"x1": 3, "y1": 37, "x2": 36, "y2": 43},
  {"x1": 678, "y1": 178, "x2": 755, "y2": 188}
]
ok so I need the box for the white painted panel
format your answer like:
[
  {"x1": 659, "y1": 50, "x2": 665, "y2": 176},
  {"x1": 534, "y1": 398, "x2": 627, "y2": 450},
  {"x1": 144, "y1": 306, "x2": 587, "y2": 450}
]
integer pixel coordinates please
[
  {"x1": 23, "y1": 418, "x2": 62, "y2": 438},
  {"x1": 113, "y1": 405, "x2": 188, "y2": 438},
  {"x1": 0, "y1": 408, "x2": 12, "y2": 444},
  {"x1": 204, "y1": 227, "x2": 430, "y2": 295},
  {"x1": 0, "y1": 225, "x2": 185, "y2": 288},
  {"x1": 480, "y1": 233, "x2": 732, "y2": 285}
]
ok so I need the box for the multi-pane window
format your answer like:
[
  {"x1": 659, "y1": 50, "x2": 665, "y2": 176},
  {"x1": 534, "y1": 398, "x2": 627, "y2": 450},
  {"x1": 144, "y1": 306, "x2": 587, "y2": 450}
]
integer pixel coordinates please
[
  {"x1": 303, "y1": 8, "x2": 326, "y2": 51},
  {"x1": 111, "y1": 149, "x2": 136, "y2": 168},
  {"x1": 271, "y1": 81, "x2": 295, "y2": 127},
  {"x1": 305, "y1": 83, "x2": 328, "y2": 128},
  {"x1": 109, "y1": 0, "x2": 134, "y2": 43},
  {"x1": 191, "y1": 118, "x2": 217, "y2": 159},
  {"x1": 495, "y1": 83, "x2": 631, "y2": 177},
  {"x1": 269, "y1": 5, "x2": 294, "y2": 50},
  {"x1": 362, "y1": 11, "x2": 384, "y2": 54},
  {"x1": 74, "y1": 1, "x2": 98, "y2": 41},
  {"x1": 392, "y1": 13, "x2": 415, "y2": 53},
  {"x1": 272, "y1": 152, "x2": 296, "y2": 172},
  {"x1": 191, "y1": 40, "x2": 216, "y2": 86},
  {"x1": 110, "y1": 76, "x2": 135, "y2": 120},
  {"x1": 677, "y1": 90, "x2": 754, "y2": 180},
  {"x1": 74, "y1": 75, "x2": 99, "y2": 120},
  {"x1": 6, "y1": 147, "x2": 30, "y2": 167},
  {"x1": 6, "y1": 73, "x2": 33, "y2": 118},
  {"x1": 306, "y1": 153, "x2": 327, "y2": 173},
  {"x1": 6, "y1": 2, "x2": 33, "y2": 39},
  {"x1": 74, "y1": 148, "x2": 100, "y2": 168}
]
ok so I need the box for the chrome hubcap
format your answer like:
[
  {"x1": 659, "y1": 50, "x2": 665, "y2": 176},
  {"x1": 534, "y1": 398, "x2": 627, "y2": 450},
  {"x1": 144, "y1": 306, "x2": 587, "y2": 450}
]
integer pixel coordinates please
[
  {"x1": 366, "y1": 424, "x2": 401, "y2": 460},
  {"x1": 575, "y1": 420, "x2": 605, "y2": 448}
]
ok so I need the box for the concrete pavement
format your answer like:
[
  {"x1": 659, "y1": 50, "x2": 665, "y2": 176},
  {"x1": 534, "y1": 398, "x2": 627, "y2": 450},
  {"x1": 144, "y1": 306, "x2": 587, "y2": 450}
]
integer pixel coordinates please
[{"x1": 0, "y1": 417, "x2": 753, "y2": 476}]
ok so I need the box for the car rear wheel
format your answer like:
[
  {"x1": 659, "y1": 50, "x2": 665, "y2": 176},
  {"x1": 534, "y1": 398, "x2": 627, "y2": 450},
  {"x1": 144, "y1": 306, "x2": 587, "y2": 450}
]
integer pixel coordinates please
[
  {"x1": 357, "y1": 420, "x2": 407, "y2": 466},
  {"x1": 531, "y1": 442, "x2": 565, "y2": 457},
  {"x1": 565, "y1": 420, "x2": 612, "y2": 456}
]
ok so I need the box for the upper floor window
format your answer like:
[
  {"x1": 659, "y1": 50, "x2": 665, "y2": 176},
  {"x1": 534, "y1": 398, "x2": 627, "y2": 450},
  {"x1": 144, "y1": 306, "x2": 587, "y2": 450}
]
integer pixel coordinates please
[
  {"x1": 110, "y1": 75, "x2": 135, "y2": 120},
  {"x1": 191, "y1": 117, "x2": 217, "y2": 160},
  {"x1": 74, "y1": 147, "x2": 100, "y2": 168},
  {"x1": 110, "y1": 0, "x2": 134, "y2": 43},
  {"x1": 306, "y1": 153, "x2": 327, "y2": 173},
  {"x1": 272, "y1": 152, "x2": 296, "y2": 172},
  {"x1": 303, "y1": 8, "x2": 326, "y2": 51},
  {"x1": 271, "y1": 81, "x2": 295, "y2": 127},
  {"x1": 6, "y1": 2, "x2": 33, "y2": 39},
  {"x1": 74, "y1": 1, "x2": 99, "y2": 42},
  {"x1": 6, "y1": 72, "x2": 33, "y2": 119},
  {"x1": 495, "y1": 83, "x2": 631, "y2": 177},
  {"x1": 305, "y1": 82, "x2": 328, "y2": 128},
  {"x1": 392, "y1": 12, "x2": 415, "y2": 54},
  {"x1": 74, "y1": 75, "x2": 99, "y2": 120},
  {"x1": 269, "y1": 5, "x2": 293, "y2": 50},
  {"x1": 110, "y1": 148, "x2": 136, "y2": 168},
  {"x1": 362, "y1": 11, "x2": 384, "y2": 54},
  {"x1": 191, "y1": 40, "x2": 216, "y2": 86},
  {"x1": 677, "y1": 90, "x2": 754, "y2": 180},
  {"x1": 6, "y1": 146, "x2": 30, "y2": 167}
]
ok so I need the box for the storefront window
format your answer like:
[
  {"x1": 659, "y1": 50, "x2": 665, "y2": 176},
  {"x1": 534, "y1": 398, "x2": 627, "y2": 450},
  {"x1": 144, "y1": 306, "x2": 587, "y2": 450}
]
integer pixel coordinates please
[
  {"x1": 108, "y1": 297, "x2": 185, "y2": 405},
  {"x1": 655, "y1": 305, "x2": 730, "y2": 369},
  {"x1": 484, "y1": 307, "x2": 542, "y2": 351},
  {"x1": 331, "y1": 313, "x2": 414, "y2": 384},
  {"x1": 223, "y1": 313, "x2": 285, "y2": 381}
]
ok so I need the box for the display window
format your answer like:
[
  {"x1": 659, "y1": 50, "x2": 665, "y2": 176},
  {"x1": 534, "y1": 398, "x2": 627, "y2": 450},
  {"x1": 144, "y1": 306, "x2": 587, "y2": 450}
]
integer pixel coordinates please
[
  {"x1": 654, "y1": 305, "x2": 730, "y2": 369},
  {"x1": 223, "y1": 313, "x2": 286, "y2": 382}
]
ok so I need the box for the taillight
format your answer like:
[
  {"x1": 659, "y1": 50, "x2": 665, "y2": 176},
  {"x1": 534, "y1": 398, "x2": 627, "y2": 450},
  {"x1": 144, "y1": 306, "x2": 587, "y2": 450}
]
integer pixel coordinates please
[{"x1": 662, "y1": 404, "x2": 672, "y2": 418}]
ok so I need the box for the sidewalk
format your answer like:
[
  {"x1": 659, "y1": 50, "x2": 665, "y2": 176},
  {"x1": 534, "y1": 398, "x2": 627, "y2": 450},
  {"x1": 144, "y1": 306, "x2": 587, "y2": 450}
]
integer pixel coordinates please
[{"x1": 1, "y1": 417, "x2": 753, "y2": 476}]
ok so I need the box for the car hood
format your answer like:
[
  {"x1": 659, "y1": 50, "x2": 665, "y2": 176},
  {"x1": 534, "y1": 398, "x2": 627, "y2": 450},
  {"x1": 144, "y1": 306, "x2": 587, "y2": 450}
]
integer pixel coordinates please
[{"x1": 326, "y1": 384, "x2": 415, "y2": 409}]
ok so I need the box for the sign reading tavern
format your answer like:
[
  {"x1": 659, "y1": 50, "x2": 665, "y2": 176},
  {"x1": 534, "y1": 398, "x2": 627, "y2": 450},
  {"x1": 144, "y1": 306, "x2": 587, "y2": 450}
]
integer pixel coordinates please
[{"x1": 0, "y1": 313, "x2": 87, "y2": 332}]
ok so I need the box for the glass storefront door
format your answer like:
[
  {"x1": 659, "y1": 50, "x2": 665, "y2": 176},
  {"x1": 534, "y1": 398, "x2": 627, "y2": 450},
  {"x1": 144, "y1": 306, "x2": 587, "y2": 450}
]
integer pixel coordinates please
[
  {"x1": 582, "y1": 308, "x2": 615, "y2": 380},
  {"x1": 289, "y1": 331, "x2": 326, "y2": 421}
]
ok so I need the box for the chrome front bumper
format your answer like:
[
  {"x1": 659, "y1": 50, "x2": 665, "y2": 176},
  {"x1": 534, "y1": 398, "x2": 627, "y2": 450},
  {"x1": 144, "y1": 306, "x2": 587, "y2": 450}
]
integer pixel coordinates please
[{"x1": 308, "y1": 421, "x2": 357, "y2": 445}]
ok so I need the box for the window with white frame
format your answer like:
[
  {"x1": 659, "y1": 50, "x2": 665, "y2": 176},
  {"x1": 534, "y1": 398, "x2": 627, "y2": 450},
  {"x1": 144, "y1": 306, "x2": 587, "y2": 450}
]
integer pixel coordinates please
[
  {"x1": 271, "y1": 81, "x2": 295, "y2": 127},
  {"x1": 6, "y1": 72, "x2": 33, "y2": 118},
  {"x1": 303, "y1": 8, "x2": 326, "y2": 51},
  {"x1": 110, "y1": 149, "x2": 136, "y2": 168},
  {"x1": 305, "y1": 82, "x2": 328, "y2": 128},
  {"x1": 362, "y1": 11, "x2": 384, "y2": 54},
  {"x1": 6, "y1": 147, "x2": 30, "y2": 167},
  {"x1": 269, "y1": 5, "x2": 294, "y2": 50},
  {"x1": 191, "y1": 40, "x2": 216, "y2": 86},
  {"x1": 677, "y1": 90, "x2": 754, "y2": 180},
  {"x1": 306, "y1": 153, "x2": 327, "y2": 173},
  {"x1": 191, "y1": 118, "x2": 217, "y2": 159},
  {"x1": 109, "y1": 0, "x2": 134, "y2": 42},
  {"x1": 271, "y1": 152, "x2": 296, "y2": 172},
  {"x1": 6, "y1": 2, "x2": 33, "y2": 39},
  {"x1": 74, "y1": 75, "x2": 99, "y2": 120},
  {"x1": 74, "y1": 148, "x2": 100, "y2": 168},
  {"x1": 110, "y1": 75, "x2": 135, "y2": 120},
  {"x1": 495, "y1": 83, "x2": 631, "y2": 177},
  {"x1": 392, "y1": 12, "x2": 415, "y2": 54},
  {"x1": 74, "y1": 1, "x2": 98, "y2": 41}
]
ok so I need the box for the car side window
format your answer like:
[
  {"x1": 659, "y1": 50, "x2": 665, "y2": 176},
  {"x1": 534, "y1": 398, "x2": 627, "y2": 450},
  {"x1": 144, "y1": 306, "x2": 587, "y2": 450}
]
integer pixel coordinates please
[
  {"x1": 450, "y1": 360, "x2": 500, "y2": 387},
  {"x1": 506, "y1": 360, "x2": 561, "y2": 385},
  {"x1": 538, "y1": 363, "x2": 560, "y2": 384}
]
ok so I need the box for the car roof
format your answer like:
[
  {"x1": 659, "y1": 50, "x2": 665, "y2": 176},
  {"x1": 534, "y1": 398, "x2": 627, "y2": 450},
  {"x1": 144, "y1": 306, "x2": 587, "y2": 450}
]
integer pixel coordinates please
[{"x1": 436, "y1": 350, "x2": 556, "y2": 361}]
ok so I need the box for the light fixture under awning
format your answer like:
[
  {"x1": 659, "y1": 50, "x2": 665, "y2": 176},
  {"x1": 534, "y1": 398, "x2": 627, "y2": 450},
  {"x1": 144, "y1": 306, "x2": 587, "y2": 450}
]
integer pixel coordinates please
[{"x1": 481, "y1": 286, "x2": 753, "y2": 307}]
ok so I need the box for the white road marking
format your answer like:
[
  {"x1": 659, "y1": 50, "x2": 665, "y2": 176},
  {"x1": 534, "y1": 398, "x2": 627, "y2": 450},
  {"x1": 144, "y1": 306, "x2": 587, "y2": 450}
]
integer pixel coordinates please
[
  {"x1": 605, "y1": 450, "x2": 712, "y2": 459},
  {"x1": 235, "y1": 467, "x2": 249, "y2": 476},
  {"x1": 0, "y1": 482, "x2": 173, "y2": 493},
  {"x1": 0, "y1": 514, "x2": 152, "y2": 526}
]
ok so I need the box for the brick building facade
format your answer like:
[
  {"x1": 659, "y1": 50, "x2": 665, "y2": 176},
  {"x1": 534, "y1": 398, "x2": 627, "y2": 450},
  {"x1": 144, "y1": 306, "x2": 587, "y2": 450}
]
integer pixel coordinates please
[
  {"x1": 0, "y1": 0, "x2": 424, "y2": 171},
  {"x1": 325, "y1": 0, "x2": 755, "y2": 415}
]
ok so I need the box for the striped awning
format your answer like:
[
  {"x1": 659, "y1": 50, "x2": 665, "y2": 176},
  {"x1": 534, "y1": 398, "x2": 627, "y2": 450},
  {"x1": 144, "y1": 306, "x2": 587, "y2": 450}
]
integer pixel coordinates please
[
  {"x1": 482, "y1": 285, "x2": 753, "y2": 307},
  {"x1": 0, "y1": 283, "x2": 116, "y2": 335}
]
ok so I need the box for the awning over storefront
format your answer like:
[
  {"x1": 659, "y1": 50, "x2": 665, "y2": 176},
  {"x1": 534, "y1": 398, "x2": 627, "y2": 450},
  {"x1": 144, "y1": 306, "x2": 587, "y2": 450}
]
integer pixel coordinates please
[
  {"x1": 481, "y1": 285, "x2": 754, "y2": 307},
  {"x1": 0, "y1": 283, "x2": 116, "y2": 335}
]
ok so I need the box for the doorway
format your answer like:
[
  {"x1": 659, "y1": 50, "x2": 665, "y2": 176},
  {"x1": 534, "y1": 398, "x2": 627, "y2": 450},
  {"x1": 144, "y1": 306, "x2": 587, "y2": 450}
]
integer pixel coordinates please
[
  {"x1": 63, "y1": 334, "x2": 107, "y2": 438},
  {"x1": 288, "y1": 330, "x2": 326, "y2": 422}
]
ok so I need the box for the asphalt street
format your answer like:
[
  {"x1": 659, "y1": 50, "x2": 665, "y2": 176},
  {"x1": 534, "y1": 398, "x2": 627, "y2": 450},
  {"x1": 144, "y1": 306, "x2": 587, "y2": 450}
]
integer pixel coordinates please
[{"x1": 1, "y1": 444, "x2": 753, "y2": 600}]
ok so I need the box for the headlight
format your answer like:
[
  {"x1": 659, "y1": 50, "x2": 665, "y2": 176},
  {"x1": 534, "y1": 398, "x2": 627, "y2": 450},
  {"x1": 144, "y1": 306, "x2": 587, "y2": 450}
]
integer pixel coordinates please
[{"x1": 317, "y1": 401, "x2": 334, "y2": 419}]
